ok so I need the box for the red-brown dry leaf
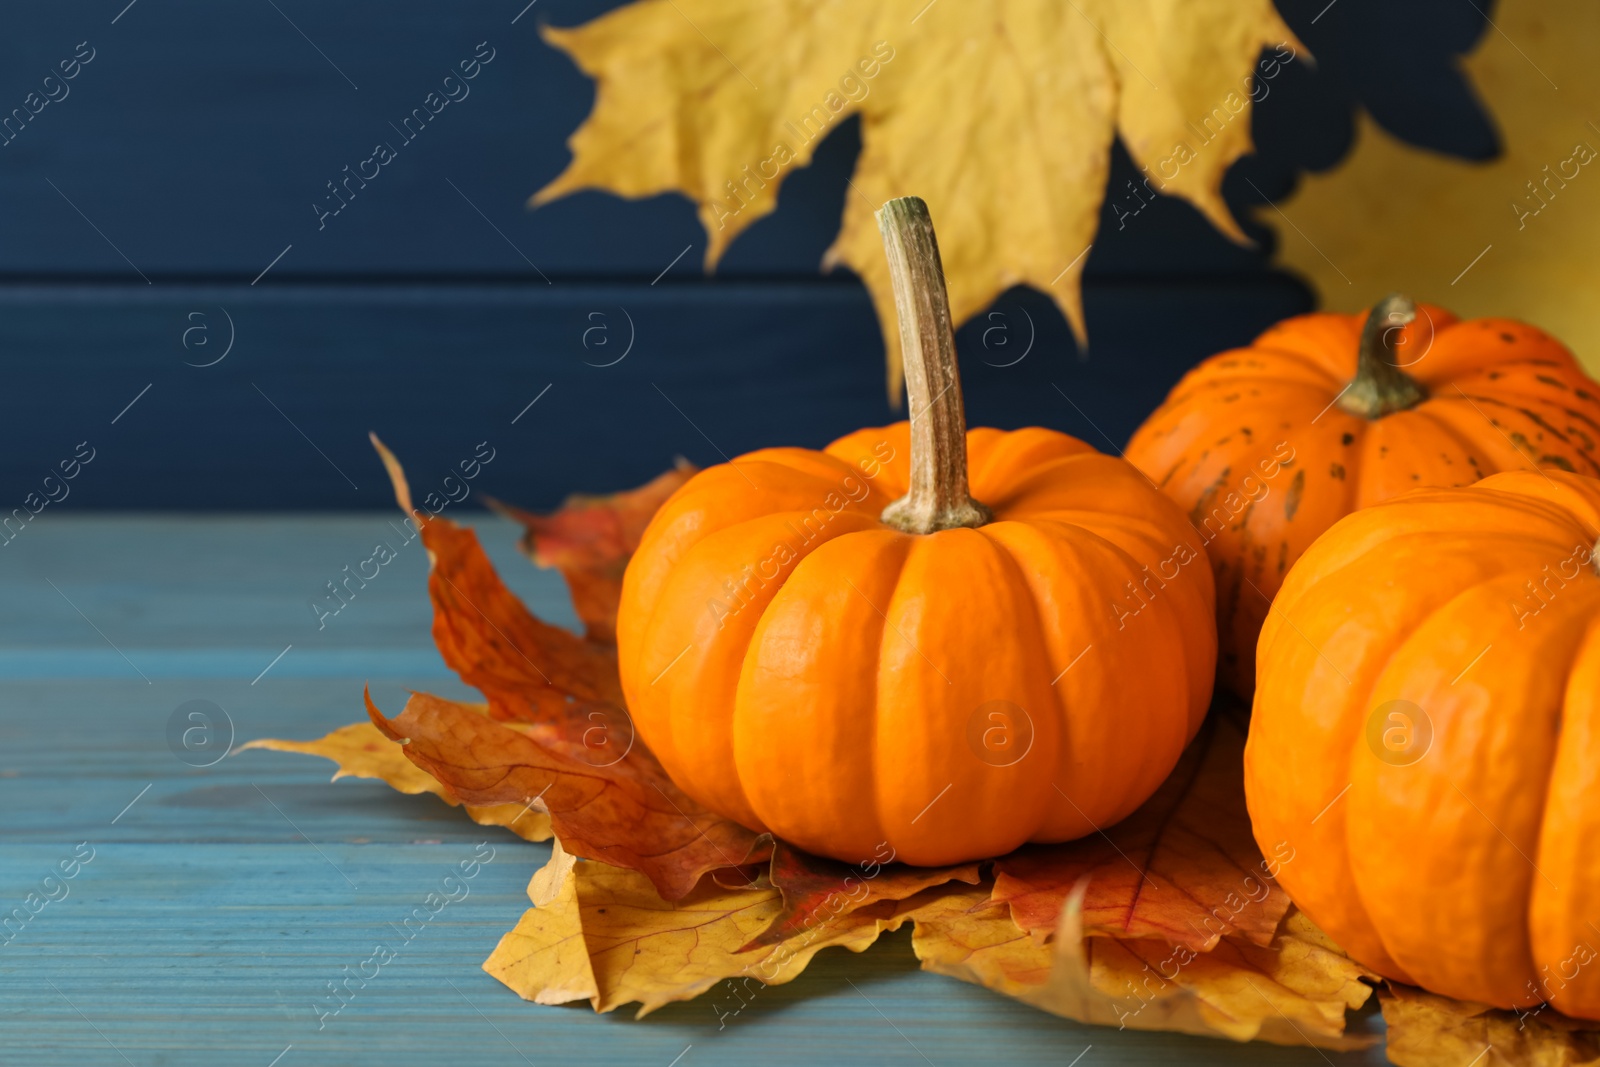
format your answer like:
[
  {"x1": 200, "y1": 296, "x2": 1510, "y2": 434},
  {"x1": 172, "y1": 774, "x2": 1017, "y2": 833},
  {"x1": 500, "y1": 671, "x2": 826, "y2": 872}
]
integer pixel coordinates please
[
  {"x1": 371, "y1": 433, "x2": 623, "y2": 728},
  {"x1": 487, "y1": 459, "x2": 697, "y2": 645},
  {"x1": 741, "y1": 840, "x2": 981, "y2": 952},
  {"x1": 992, "y1": 704, "x2": 1290, "y2": 952},
  {"x1": 367, "y1": 688, "x2": 771, "y2": 901}
]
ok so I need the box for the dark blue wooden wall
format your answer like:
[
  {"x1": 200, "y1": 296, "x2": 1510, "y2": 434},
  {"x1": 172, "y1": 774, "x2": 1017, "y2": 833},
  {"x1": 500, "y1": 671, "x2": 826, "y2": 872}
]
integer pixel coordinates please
[{"x1": 0, "y1": 0, "x2": 1493, "y2": 510}]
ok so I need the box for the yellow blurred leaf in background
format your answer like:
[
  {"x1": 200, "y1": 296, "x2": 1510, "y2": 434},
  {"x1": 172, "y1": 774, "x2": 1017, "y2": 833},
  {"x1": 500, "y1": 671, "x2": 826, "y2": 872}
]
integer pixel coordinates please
[{"x1": 1269, "y1": 0, "x2": 1600, "y2": 375}]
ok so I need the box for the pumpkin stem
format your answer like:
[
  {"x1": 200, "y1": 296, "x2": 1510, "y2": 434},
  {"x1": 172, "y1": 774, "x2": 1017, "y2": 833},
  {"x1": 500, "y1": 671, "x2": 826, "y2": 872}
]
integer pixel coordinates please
[
  {"x1": 876, "y1": 197, "x2": 992, "y2": 535},
  {"x1": 1337, "y1": 293, "x2": 1429, "y2": 419}
]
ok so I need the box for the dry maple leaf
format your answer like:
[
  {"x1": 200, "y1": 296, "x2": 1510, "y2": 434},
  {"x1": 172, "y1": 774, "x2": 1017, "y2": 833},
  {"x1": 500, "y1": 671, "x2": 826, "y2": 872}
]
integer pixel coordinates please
[
  {"x1": 913, "y1": 886, "x2": 1376, "y2": 1050},
  {"x1": 484, "y1": 840, "x2": 942, "y2": 1017},
  {"x1": 363, "y1": 441, "x2": 773, "y2": 898},
  {"x1": 371, "y1": 433, "x2": 625, "y2": 729},
  {"x1": 239, "y1": 719, "x2": 552, "y2": 842},
  {"x1": 909, "y1": 886, "x2": 1056, "y2": 996},
  {"x1": 366, "y1": 688, "x2": 770, "y2": 901},
  {"x1": 536, "y1": 0, "x2": 1302, "y2": 395},
  {"x1": 486, "y1": 459, "x2": 697, "y2": 645},
  {"x1": 1269, "y1": 0, "x2": 1600, "y2": 376},
  {"x1": 487, "y1": 841, "x2": 601, "y2": 1006},
  {"x1": 991, "y1": 704, "x2": 1291, "y2": 952},
  {"x1": 1380, "y1": 983, "x2": 1600, "y2": 1067},
  {"x1": 740, "y1": 840, "x2": 980, "y2": 952}
]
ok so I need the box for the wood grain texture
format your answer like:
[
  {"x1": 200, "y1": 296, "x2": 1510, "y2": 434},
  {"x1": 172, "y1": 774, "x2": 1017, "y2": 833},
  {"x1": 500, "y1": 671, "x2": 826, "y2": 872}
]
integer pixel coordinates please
[{"x1": 0, "y1": 517, "x2": 1388, "y2": 1063}]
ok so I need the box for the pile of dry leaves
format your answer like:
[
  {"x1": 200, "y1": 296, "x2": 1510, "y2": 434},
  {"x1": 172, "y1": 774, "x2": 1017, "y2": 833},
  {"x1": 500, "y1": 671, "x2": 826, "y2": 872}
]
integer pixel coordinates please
[{"x1": 247, "y1": 448, "x2": 1600, "y2": 1066}]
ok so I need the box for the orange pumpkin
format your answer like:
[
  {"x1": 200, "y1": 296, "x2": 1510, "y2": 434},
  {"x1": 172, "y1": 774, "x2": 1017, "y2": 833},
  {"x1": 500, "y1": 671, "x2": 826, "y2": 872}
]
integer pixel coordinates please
[
  {"x1": 1244, "y1": 469, "x2": 1600, "y2": 1017},
  {"x1": 617, "y1": 198, "x2": 1216, "y2": 866},
  {"x1": 1126, "y1": 297, "x2": 1600, "y2": 697}
]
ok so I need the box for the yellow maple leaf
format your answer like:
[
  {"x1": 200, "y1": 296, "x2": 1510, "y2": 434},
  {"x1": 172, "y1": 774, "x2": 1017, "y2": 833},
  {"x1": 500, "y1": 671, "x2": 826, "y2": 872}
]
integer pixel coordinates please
[
  {"x1": 1380, "y1": 983, "x2": 1600, "y2": 1067},
  {"x1": 240, "y1": 720, "x2": 552, "y2": 841},
  {"x1": 1269, "y1": 0, "x2": 1600, "y2": 375},
  {"x1": 911, "y1": 886, "x2": 1377, "y2": 1049},
  {"x1": 483, "y1": 840, "x2": 935, "y2": 1017},
  {"x1": 536, "y1": 0, "x2": 1301, "y2": 396}
]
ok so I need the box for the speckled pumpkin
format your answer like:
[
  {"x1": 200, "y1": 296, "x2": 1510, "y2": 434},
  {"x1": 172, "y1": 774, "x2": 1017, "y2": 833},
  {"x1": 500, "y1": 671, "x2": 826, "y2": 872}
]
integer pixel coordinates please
[
  {"x1": 1126, "y1": 295, "x2": 1600, "y2": 696},
  {"x1": 1245, "y1": 470, "x2": 1600, "y2": 1017}
]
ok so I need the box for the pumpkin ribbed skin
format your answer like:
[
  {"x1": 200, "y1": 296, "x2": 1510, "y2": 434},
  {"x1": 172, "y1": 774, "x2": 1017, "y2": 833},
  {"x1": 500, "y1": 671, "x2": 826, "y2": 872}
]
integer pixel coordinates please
[
  {"x1": 617, "y1": 422, "x2": 1216, "y2": 866},
  {"x1": 1126, "y1": 304, "x2": 1600, "y2": 697},
  {"x1": 1244, "y1": 470, "x2": 1600, "y2": 1017}
]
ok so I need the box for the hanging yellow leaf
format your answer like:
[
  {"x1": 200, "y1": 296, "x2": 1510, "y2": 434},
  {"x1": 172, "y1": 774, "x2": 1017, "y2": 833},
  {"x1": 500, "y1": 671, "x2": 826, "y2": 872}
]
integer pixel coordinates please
[
  {"x1": 239, "y1": 720, "x2": 552, "y2": 841},
  {"x1": 1380, "y1": 983, "x2": 1600, "y2": 1067},
  {"x1": 536, "y1": 0, "x2": 1302, "y2": 395},
  {"x1": 1269, "y1": 0, "x2": 1600, "y2": 374}
]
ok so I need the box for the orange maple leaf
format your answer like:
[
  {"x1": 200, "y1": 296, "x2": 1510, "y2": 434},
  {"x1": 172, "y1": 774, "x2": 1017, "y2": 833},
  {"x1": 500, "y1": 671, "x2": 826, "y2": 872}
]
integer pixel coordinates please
[
  {"x1": 486, "y1": 459, "x2": 697, "y2": 645},
  {"x1": 740, "y1": 841, "x2": 980, "y2": 952},
  {"x1": 366, "y1": 689, "x2": 770, "y2": 901},
  {"x1": 370, "y1": 434, "x2": 623, "y2": 728},
  {"x1": 991, "y1": 705, "x2": 1291, "y2": 952}
]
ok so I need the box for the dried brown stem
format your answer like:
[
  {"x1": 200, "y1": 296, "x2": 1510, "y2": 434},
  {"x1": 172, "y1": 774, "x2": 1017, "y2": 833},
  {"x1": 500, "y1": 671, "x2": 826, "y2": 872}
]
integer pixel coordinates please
[
  {"x1": 876, "y1": 197, "x2": 991, "y2": 535},
  {"x1": 1337, "y1": 293, "x2": 1428, "y2": 419}
]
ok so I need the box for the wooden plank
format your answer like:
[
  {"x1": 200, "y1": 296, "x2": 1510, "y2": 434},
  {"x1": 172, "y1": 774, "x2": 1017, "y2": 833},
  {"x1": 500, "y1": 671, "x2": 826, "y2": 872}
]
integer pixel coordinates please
[
  {"x1": 0, "y1": 845, "x2": 1387, "y2": 1067},
  {"x1": 2, "y1": 710, "x2": 1397, "y2": 1065},
  {"x1": 0, "y1": 516, "x2": 575, "y2": 654},
  {"x1": 0, "y1": 518, "x2": 1389, "y2": 1064},
  {"x1": 0, "y1": 278, "x2": 1309, "y2": 509},
  {"x1": 0, "y1": 0, "x2": 868, "y2": 280}
]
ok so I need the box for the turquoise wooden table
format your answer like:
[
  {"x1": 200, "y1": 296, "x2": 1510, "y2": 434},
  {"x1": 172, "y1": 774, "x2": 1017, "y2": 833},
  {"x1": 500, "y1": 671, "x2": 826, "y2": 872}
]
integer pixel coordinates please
[{"x1": 0, "y1": 515, "x2": 1390, "y2": 1066}]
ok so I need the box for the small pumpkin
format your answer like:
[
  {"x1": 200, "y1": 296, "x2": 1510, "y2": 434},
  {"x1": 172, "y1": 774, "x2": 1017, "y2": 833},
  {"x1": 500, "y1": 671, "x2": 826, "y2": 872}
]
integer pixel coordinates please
[
  {"x1": 1244, "y1": 469, "x2": 1600, "y2": 1017},
  {"x1": 1126, "y1": 297, "x2": 1600, "y2": 697},
  {"x1": 617, "y1": 198, "x2": 1216, "y2": 866}
]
